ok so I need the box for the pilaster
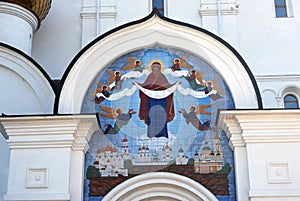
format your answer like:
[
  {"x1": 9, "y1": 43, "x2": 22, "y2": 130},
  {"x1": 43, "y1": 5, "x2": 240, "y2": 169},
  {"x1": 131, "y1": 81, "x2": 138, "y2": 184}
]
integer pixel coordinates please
[
  {"x1": 0, "y1": 114, "x2": 99, "y2": 201},
  {"x1": 218, "y1": 110, "x2": 300, "y2": 201}
]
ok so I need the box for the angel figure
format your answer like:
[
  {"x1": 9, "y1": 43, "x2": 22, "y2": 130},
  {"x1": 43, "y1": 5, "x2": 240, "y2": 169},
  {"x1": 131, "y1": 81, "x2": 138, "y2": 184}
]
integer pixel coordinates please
[
  {"x1": 206, "y1": 78, "x2": 225, "y2": 100},
  {"x1": 88, "y1": 82, "x2": 111, "y2": 104},
  {"x1": 170, "y1": 57, "x2": 193, "y2": 71},
  {"x1": 98, "y1": 105, "x2": 136, "y2": 134},
  {"x1": 182, "y1": 69, "x2": 208, "y2": 93},
  {"x1": 179, "y1": 105, "x2": 211, "y2": 131},
  {"x1": 122, "y1": 57, "x2": 145, "y2": 73},
  {"x1": 107, "y1": 70, "x2": 125, "y2": 91}
]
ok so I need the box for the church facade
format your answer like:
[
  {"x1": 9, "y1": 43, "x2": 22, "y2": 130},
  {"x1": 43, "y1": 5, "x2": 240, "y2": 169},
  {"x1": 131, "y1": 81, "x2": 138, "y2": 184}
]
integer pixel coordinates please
[{"x1": 0, "y1": 0, "x2": 300, "y2": 201}]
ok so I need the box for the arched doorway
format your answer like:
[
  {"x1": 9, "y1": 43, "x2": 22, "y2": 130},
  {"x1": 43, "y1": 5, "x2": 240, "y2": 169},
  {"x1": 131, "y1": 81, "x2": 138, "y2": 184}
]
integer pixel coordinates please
[{"x1": 102, "y1": 172, "x2": 219, "y2": 201}]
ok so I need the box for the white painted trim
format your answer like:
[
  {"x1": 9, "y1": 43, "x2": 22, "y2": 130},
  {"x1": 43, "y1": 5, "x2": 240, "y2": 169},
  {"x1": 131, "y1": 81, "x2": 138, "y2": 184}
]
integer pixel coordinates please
[
  {"x1": 249, "y1": 188, "x2": 300, "y2": 198},
  {"x1": 255, "y1": 75, "x2": 300, "y2": 82},
  {"x1": 1, "y1": 115, "x2": 99, "y2": 151},
  {"x1": 4, "y1": 193, "x2": 70, "y2": 201},
  {"x1": 0, "y1": 46, "x2": 55, "y2": 114},
  {"x1": 26, "y1": 166, "x2": 49, "y2": 188},
  {"x1": 80, "y1": 5, "x2": 116, "y2": 19},
  {"x1": 102, "y1": 172, "x2": 218, "y2": 201},
  {"x1": 199, "y1": 1, "x2": 239, "y2": 16},
  {"x1": 58, "y1": 15, "x2": 259, "y2": 114}
]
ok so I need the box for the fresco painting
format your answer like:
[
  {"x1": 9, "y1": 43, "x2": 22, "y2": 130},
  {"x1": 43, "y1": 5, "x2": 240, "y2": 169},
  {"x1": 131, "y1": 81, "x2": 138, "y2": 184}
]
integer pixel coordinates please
[{"x1": 82, "y1": 46, "x2": 236, "y2": 201}]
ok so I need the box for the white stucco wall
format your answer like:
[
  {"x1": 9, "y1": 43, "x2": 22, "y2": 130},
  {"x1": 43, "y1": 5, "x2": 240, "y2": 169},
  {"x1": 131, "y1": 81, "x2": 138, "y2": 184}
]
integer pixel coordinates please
[
  {"x1": 0, "y1": 134, "x2": 9, "y2": 201},
  {"x1": 236, "y1": 1, "x2": 300, "y2": 76},
  {"x1": 0, "y1": 66, "x2": 43, "y2": 114},
  {"x1": 0, "y1": 46, "x2": 55, "y2": 115},
  {"x1": 0, "y1": 46, "x2": 55, "y2": 200}
]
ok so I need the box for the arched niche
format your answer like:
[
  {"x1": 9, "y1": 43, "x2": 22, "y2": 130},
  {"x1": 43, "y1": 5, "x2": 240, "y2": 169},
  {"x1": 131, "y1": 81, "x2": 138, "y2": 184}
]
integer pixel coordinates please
[
  {"x1": 0, "y1": 43, "x2": 55, "y2": 114},
  {"x1": 102, "y1": 172, "x2": 219, "y2": 201},
  {"x1": 57, "y1": 10, "x2": 261, "y2": 114},
  {"x1": 279, "y1": 85, "x2": 300, "y2": 108},
  {"x1": 262, "y1": 89, "x2": 278, "y2": 108}
]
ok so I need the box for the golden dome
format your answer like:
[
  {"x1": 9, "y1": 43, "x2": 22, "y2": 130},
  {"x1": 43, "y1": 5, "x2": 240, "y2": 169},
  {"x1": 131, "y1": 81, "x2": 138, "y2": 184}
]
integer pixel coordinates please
[{"x1": 2, "y1": 0, "x2": 52, "y2": 21}]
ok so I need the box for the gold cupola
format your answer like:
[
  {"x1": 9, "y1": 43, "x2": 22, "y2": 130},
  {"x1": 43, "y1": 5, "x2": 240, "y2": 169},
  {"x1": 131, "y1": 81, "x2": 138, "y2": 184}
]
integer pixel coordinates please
[
  {"x1": 1, "y1": 0, "x2": 52, "y2": 22},
  {"x1": 0, "y1": 0, "x2": 52, "y2": 54}
]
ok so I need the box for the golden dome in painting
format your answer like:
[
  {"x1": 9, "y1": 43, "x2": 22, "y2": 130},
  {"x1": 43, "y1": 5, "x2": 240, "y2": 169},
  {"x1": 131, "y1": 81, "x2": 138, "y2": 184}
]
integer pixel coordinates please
[{"x1": 2, "y1": 0, "x2": 52, "y2": 21}]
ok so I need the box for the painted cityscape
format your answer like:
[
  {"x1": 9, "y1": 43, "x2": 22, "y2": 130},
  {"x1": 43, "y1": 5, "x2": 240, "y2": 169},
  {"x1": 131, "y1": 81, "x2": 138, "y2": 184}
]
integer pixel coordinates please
[{"x1": 82, "y1": 46, "x2": 236, "y2": 201}]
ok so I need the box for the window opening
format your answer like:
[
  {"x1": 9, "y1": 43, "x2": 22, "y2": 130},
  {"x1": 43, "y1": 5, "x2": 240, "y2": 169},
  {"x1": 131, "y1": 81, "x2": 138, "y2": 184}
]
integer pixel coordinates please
[
  {"x1": 274, "y1": 0, "x2": 287, "y2": 17},
  {"x1": 284, "y1": 94, "x2": 298, "y2": 108},
  {"x1": 153, "y1": 0, "x2": 164, "y2": 15}
]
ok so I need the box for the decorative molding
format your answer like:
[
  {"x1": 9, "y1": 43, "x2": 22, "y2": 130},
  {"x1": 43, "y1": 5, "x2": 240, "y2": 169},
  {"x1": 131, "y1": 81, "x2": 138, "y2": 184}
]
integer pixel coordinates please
[
  {"x1": 266, "y1": 161, "x2": 291, "y2": 184},
  {"x1": 26, "y1": 167, "x2": 49, "y2": 188},
  {"x1": 0, "y1": 114, "x2": 99, "y2": 152},
  {"x1": 255, "y1": 74, "x2": 300, "y2": 82},
  {"x1": 0, "y1": 122, "x2": 8, "y2": 139},
  {"x1": 249, "y1": 188, "x2": 300, "y2": 198},
  {"x1": 199, "y1": 8, "x2": 238, "y2": 16},
  {"x1": 218, "y1": 110, "x2": 300, "y2": 144},
  {"x1": 199, "y1": 2, "x2": 239, "y2": 16},
  {"x1": 4, "y1": 193, "x2": 71, "y2": 201},
  {"x1": 222, "y1": 118, "x2": 245, "y2": 149},
  {"x1": 81, "y1": 5, "x2": 116, "y2": 19}
]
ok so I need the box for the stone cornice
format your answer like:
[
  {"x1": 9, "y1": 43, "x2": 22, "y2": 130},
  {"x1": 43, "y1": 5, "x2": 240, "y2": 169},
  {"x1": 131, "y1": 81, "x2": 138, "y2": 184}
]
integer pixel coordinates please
[
  {"x1": 81, "y1": 5, "x2": 116, "y2": 19},
  {"x1": 198, "y1": 2, "x2": 239, "y2": 16},
  {"x1": 255, "y1": 74, "x2": 300, "y2": 82},
  {"x1": 217, "y1": 110, "x2": 300, "y2": 146},
  {"x1": 0, "y1": 114, "x2": 99, "y2": 152}
]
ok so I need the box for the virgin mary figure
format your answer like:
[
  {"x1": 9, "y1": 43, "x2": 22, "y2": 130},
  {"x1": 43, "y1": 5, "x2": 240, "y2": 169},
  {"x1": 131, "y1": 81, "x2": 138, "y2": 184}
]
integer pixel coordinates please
[{"x1": 135, "y1": 61, "x2": 178, "y2": 138}]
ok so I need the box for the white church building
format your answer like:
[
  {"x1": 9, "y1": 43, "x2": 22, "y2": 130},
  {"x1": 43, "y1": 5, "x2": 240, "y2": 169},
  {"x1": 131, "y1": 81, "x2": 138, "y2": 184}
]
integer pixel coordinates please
[{"x1": 0, "y1": 0, "x2": 300, "y2": 201}]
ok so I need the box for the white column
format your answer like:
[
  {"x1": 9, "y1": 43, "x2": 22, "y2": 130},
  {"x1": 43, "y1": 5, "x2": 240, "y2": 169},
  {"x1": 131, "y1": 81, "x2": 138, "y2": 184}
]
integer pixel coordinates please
[
  {"x1": 0, "y1": 115, "x2": 99, "y2": 201},
  {"x1": 0, "y1": 2, "x2": 38, "y2": 55},
  {"x1": 219, "y1": 117, "x2": 250, "y2": 201},
  {"x1": 218, "y1": 110, "x2": 300, "y2": 201}
]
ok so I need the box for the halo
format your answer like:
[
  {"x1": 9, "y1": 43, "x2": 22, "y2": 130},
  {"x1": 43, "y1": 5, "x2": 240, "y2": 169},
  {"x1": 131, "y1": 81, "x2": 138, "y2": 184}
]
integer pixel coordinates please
[
  {"x1": 173, "y1": 58, "x2": 180, "y2": 64},
  {"x1": 135, "y1": 60, "x2": 142, "y2": 65},
  {"x1": 206, "y1": 81, "x2": 213, "y2": 87},
  {"x1": 101, "y1": 84, "x2": 108, "y2": 90},
  {"x1": 148, "y1": 59, "x2": 165, "y2": 72},
  {"x1": 114, "y1": 71, "x2": 121, "y2": 76},
  {"x1": 189, "y1": 69, "x2": 196, "y2": 74}
]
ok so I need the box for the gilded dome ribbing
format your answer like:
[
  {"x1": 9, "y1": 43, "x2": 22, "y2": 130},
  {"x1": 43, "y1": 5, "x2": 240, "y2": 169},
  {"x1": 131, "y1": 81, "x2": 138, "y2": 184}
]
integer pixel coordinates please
[{"x1": 1, "y1": 0, "x2": 51, "y2": 21}]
